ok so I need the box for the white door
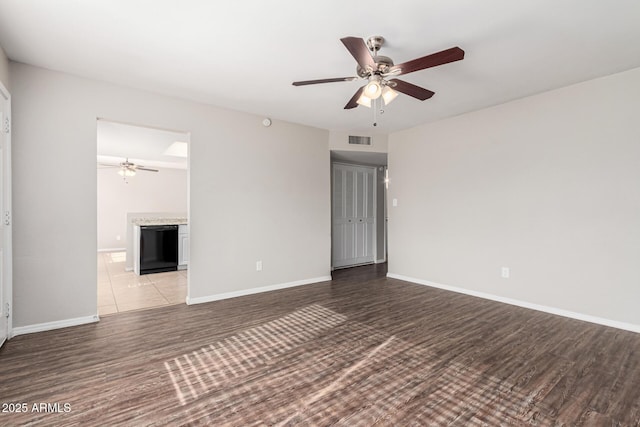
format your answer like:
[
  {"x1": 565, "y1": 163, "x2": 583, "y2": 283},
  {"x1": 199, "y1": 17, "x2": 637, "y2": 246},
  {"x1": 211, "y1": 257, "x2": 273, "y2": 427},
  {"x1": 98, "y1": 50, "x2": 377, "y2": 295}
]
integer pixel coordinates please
[
  {"x1": 0, "y1": 81, "x2": 11, "y2": 348},
  {"x1": 332, "y1": 163, "x2": 376, "y2": 268}
]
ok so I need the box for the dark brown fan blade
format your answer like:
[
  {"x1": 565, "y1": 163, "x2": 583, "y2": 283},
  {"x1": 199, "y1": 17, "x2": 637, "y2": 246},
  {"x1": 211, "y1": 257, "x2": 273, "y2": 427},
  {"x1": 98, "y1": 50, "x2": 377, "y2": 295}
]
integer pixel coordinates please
[
  {"x1": 389, "y1": 79, "x2": 435, "y2": 101},
  {"x1": 389, "y1": 47, "x2": 464, "y2": 76},
  {"x1": 292, "y1": 77, "x2": 357, "y2": 86},
  {"x1": 137, "y1": 167, "x2": 159, "y2": 172},
  {"x1": 344, "y1": 86, "x2": 366, "y2": 109},
  {"x1": 340, "y1": 37, "x2": 376, "y2": 71}
]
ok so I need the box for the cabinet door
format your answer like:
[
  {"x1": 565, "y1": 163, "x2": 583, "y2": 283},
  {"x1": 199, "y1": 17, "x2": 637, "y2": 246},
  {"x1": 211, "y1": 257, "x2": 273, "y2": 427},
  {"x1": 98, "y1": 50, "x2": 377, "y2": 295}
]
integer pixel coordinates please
[
  {"x1": 332, "y1": 166, "x2": 353, "y2": 267},
  {"x1": 354, "y1": 167, "x2": 375, "y2": 264},
  {"x1": 179, "y1": 234, "x2": 189, "y2": 266}
]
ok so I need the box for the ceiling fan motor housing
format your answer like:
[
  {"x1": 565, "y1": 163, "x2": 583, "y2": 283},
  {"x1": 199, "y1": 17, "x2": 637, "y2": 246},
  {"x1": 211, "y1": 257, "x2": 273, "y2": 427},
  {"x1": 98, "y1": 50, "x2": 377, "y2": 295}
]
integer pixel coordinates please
[{"x1": 357, "y1": 55, "x2": 394, "y2": 77}]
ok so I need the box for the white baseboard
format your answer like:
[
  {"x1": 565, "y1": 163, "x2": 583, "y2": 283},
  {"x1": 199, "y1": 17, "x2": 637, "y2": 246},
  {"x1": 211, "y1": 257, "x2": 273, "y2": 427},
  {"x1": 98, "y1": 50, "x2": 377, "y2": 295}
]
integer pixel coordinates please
[
  {"x1": 12, "y1": 315, "x2": 100, "y2": 337},
  {"x1": 387, "y1": 273, "x2": 640, "y2": 334},
  {"x1": 125, "y1": 267, "x2": 133, "y2": 272},
  {"x1": 97, "y1": 248, "x2": 126, "y2": 253},
  {"x1": 375, "y1": 258, "x2": 386, "y2": 264},
  {"x1": 186, "y1": 276, "x2": 332, "y2": 305}
]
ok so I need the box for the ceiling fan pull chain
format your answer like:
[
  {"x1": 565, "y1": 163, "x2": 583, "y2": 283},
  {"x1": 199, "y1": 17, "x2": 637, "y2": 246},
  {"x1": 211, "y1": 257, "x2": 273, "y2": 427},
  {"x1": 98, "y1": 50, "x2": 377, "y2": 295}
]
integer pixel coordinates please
[{"x1": 373, "y1": 98, "x2": 378, "y2": 127}]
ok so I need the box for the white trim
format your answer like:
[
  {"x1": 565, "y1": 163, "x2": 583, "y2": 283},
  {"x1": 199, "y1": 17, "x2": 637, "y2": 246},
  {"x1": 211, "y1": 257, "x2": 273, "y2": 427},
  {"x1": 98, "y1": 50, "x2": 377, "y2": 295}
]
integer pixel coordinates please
[
  {"x1": 372, "y1": 166, "x2": 378, "y2": 265},
  {"x1": 387, "y1": 273, "x2": 640, "y2": 334},
  {"x1": 375, "y1": 259, "x2": 386, "y2": 264},
  {"x1": 12, "y1": 315, "x2": 99, "y2": 337},
  {"x1": 382, "y1": 166, "x2": 388, "y2": 264},
  {"x1": 186, "y1": 276, "x2": 332, "y2": 305},
  {"x1": 97, "y1": 247, "x2": 126, "y2": 253},
  {"x1": 0, "y1": 80, "x2": 11, "y2": 342}
]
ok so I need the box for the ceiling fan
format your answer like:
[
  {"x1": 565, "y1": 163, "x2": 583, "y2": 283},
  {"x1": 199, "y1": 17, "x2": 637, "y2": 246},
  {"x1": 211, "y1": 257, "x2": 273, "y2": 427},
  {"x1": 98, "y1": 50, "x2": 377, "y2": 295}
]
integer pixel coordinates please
[
  {"x1": 292, "y1": 36, "x2": 464, "y2": 109},
  {"x1": 98, "y1": 158, "x2": 159, "y2": 178}
]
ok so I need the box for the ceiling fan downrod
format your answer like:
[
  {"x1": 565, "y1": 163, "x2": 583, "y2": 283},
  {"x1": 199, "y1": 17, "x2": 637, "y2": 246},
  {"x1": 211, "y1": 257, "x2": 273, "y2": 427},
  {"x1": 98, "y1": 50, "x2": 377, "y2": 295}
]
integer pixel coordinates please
[{"x1": 366, "y1": 35, "x2": 384, "y2": 57}]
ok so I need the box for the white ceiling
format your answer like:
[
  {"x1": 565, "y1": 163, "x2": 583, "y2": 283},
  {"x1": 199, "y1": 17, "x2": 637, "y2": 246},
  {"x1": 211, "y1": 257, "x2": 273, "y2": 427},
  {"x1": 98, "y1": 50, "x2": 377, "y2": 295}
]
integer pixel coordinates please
[
  {"x1": 97, "y1": 119, "x2": 189, "y2": 169},
  {"x1": 1, "y1": 1, "x2": 640, "y2": 134}
]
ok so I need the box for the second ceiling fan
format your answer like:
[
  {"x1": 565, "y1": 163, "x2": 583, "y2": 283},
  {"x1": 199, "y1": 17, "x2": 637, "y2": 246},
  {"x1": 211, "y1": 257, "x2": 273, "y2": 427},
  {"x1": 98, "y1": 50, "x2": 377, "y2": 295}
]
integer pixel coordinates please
[
  {"x1": 98, "y1": 158, "x2": 159, "y2": 178},
  {"x1": 293, "y1": 36, "x2": 464, "y2": 109}
]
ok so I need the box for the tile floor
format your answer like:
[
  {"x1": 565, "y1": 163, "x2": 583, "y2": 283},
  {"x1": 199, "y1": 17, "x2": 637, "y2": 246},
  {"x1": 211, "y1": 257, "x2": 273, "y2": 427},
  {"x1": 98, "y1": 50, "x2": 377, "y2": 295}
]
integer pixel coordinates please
[{"x1": 97, "y1": 251, "x2": 187, "y2": 316}]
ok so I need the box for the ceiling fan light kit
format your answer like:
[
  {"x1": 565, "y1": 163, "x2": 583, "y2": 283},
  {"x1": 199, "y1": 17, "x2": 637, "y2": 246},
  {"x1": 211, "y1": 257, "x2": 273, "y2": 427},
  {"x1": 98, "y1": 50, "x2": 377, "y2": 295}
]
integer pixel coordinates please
[
  {"x1": 365, "y1": 75, "x2": 383, "y2": 99},
  {"x1": 381, "y1": 86, "x2": 399, "y2": 105},
  {"x1": 118, "y1": 168, "x2": 136, "y2": 177},
  {"x1": 292, "y1": 35, "x2": 465, "y2": 123},
  {"x1": 356, "y1": 94, "x2": 372, "y2": 108},
  {"x1": 358, "y1": 85, "x2": 399, "y2": 109}
]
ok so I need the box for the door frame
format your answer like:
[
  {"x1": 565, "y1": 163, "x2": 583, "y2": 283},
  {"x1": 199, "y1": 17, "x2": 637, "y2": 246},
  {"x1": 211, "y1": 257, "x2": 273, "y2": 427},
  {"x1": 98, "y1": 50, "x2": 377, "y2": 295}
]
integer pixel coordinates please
[
  {"x1": 96, "y1": 118, "x2": 191, "y2": 314},
  {"x1": 0, "y1": 79, "x2": 12, "y2": 343}
]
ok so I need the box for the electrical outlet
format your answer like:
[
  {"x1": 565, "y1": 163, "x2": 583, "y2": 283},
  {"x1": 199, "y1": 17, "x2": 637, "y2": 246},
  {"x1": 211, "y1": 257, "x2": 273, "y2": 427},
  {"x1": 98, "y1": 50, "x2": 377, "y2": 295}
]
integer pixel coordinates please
[
  {"x1": 501, "y1": 267, "x2": 510, "y2": 279},
  {"x1": 256, "y1": 261, "x2": 262, "y2": 271}
]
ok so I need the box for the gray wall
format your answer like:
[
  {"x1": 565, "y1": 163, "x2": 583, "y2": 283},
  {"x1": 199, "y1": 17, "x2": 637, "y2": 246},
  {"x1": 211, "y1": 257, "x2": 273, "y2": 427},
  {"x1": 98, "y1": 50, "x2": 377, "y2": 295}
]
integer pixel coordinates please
[
  {"x1": 11, "y1": 62, "x2": 330, "y2": 328},
  {"x1": 388, "y1": 66, "x2": 640, "y2": 327}
]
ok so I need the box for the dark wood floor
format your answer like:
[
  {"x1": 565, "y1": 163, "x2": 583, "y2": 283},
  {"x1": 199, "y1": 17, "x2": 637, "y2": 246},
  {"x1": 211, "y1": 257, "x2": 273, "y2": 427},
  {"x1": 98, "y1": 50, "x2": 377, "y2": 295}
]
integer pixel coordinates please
[{"x1": 1, "y1": 263, "x2": 639, "y2": 426}]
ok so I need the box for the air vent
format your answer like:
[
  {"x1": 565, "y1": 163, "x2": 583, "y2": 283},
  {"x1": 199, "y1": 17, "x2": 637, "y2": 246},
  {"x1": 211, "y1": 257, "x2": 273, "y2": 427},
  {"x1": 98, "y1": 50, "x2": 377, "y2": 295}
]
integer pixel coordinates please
[{"x1": 348, "y1": 135, "x2": 371, "y2": 146}]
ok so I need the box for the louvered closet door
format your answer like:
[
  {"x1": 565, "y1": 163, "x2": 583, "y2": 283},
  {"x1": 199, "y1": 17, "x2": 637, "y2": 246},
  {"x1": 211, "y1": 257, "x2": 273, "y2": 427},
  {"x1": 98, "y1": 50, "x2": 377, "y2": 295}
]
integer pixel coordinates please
[{"x1": 332, "y1": 163, "x2": 375, "y2": 268}]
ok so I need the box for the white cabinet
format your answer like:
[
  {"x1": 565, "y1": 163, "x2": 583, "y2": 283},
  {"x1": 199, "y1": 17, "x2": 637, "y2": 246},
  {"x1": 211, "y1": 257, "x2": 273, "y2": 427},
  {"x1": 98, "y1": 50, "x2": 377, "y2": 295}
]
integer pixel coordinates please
[
  {"x1": 332, "y1": 163, "x2": 376, "y2": 268},
  {"x1": 178, "y1": 225, "x2": 189, "y2": 269},
  {"x1": 133, "y1": 225, "x2": 141, "y2": 275}
]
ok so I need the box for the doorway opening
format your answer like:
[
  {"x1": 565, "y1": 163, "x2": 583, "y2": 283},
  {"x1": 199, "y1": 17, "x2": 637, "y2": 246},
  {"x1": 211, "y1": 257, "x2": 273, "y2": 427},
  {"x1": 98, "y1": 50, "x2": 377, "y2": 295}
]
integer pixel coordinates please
[
  {"x1": 330, "y1": 150, "x2": 387, "y2": 271},
  {"x1": 96, "y1": 119, "x2": 190, "y2": 315}
]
